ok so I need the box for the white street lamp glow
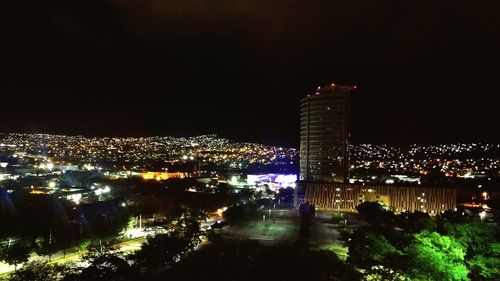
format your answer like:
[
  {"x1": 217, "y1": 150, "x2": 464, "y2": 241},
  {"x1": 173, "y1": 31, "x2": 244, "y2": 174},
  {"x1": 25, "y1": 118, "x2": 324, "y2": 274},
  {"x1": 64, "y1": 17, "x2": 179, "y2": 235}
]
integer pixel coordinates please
[{"x1": 479, "y1": 211, "x2": 486, "y2": 220}]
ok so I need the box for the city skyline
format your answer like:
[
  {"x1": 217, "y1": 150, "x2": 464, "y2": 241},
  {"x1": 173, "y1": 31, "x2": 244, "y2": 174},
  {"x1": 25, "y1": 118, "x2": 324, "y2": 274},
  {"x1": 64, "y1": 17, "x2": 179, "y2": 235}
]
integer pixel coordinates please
[
  {"x1": 1, "y1": 2, "x2": 499, "y2": 280},
  {"x1": 1, "y1": 1, "x2": 500, "y2": 147}
]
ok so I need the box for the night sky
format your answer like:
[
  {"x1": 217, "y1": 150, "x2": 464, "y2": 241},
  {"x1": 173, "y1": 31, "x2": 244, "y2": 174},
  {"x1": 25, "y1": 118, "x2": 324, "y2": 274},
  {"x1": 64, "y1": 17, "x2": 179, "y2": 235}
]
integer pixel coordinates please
[{"x1": 1, "y1": 1, "x2": 499, "y2": 147}]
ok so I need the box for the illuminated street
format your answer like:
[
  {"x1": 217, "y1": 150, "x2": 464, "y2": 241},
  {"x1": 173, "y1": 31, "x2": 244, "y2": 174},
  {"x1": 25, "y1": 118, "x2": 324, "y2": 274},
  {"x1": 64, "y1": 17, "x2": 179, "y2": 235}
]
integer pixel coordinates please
[{"x1": 0, "y1": 236, "x2": 146, "y2": 277}]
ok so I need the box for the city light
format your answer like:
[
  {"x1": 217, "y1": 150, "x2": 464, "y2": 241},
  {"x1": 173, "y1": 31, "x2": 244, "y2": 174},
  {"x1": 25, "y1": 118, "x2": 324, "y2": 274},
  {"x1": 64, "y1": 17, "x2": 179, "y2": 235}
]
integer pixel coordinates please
[
  {"x1": 216, "y1": 207, "x2": 228, "y2": 217},
  {"x1": 479, "y1": 211, "x2": 486, "y2": 220},
  {"x1": 482, "y1": 192, "x2": 488, "y2": 200},
  {"x1": 94, "y1": 186, "x2": 110, "y2": 196}
]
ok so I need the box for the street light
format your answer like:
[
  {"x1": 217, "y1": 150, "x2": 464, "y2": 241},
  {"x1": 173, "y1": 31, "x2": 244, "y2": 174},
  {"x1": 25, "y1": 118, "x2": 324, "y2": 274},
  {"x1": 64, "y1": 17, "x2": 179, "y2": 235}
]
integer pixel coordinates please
[
  {"x1": 479, "y1": 211, "x2": 486, "y2": 221},
  {"x1": 482, "y1": 192, "x2": 488, "y2": 200}
]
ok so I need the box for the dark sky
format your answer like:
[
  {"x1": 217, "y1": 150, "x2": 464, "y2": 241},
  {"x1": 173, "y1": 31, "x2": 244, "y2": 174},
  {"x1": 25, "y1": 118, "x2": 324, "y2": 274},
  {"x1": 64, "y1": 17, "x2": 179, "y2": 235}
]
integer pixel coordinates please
[{"x1": 1, "y1": 1, "x2": 499, "y2": 147}]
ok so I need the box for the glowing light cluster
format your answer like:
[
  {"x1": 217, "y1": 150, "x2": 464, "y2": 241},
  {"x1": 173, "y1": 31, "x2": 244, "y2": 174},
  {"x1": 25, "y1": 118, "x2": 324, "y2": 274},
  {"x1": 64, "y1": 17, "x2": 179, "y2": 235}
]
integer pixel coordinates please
[{"x1": 141, "y1": 171, "x2": 185, "y2": 181}]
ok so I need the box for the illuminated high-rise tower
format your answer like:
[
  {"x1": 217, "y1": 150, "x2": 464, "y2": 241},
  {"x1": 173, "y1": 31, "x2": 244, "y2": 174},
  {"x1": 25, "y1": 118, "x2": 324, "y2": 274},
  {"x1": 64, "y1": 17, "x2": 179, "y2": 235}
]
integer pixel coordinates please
[{"x1": 299, "y1": 83, "x2": 355, "y2": 183}]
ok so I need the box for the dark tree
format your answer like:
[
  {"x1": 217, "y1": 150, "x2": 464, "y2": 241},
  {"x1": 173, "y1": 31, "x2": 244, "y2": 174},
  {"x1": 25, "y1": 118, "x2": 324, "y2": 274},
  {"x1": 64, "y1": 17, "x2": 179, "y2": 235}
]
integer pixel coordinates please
[
  {"x1": 9, "y1": 261, "x2": 67, "y2": 281},
  {"x1": 251, "y1": 246, "x2": 361, "y2": 281},
  {"x1": 0, "y1": 242, "x2": 32, "y2": 270},
  {"x1": 397, "y1": 211, "x2": 437, "y2": 233},
  {"x1": 34, "y1": 237, "x2": 57, "y2": 261},
  {"x1": 356, "y1": 201, "x2": 393, "y2": 224},
  {"x1": 275, "y1": 187, "x2": 294, "y2": 206},
  {"x1": 237, "y1": 188, "x2": 254, "y2": 203},
  {"x1": 222, "y1": 203, "x2": 259, "y2": 224},
  {"x1": 133, "y1": 234, "x2": 190, "y2": 267},
  {"x1": 163, "y1": 243, "x2": 361, "y2": 281},
  {"x1": 63, "y1": 250, "x2": 138, "y2": 281},
  {"x1": 347, "y1": 227, "x2": 401, "y2": 268}
]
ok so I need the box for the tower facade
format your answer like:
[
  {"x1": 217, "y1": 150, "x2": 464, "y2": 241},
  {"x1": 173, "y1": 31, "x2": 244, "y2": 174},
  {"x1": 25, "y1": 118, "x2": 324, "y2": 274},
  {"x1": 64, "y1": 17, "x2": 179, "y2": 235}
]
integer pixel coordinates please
[{"x1": 299, "y1": 84, "x2": 354, "y2": 183}]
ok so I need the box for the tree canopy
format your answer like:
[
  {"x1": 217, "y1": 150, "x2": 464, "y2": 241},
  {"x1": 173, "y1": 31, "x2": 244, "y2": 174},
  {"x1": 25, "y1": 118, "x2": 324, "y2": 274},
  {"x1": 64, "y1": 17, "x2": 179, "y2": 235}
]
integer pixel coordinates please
[
  {"x1": 406, "y1": 231, "x2": 469, "y2": 281},
  {"x1": 346, "y1": 204, "x2": 500, "y2": 281},
  {"x1": 8, "y1": 261, "x2": 67, "y2": 281}
]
